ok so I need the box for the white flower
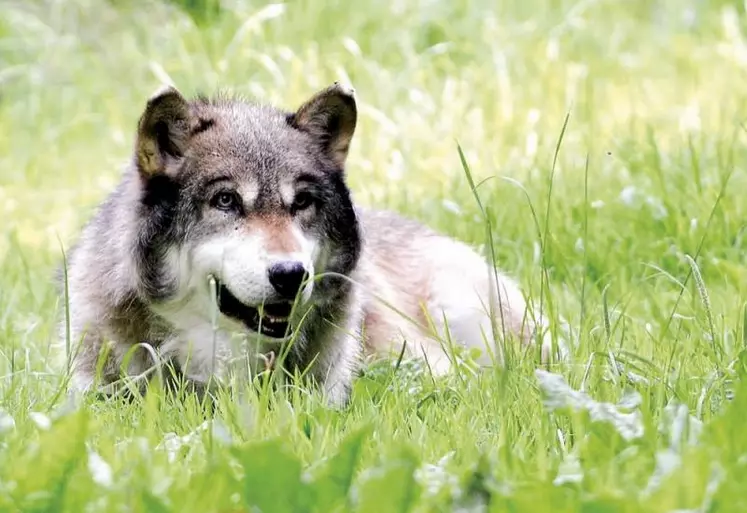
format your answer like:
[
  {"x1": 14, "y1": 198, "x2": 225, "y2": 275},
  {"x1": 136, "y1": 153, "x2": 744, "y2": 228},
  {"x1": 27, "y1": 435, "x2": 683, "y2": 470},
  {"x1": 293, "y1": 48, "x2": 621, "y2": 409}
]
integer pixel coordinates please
[
  {"x1": 88, "y1": 450, "x2": 113, "y2": 488},
  {"x1": 29, "y1": 412, "x2": 51, "y2": 431}
]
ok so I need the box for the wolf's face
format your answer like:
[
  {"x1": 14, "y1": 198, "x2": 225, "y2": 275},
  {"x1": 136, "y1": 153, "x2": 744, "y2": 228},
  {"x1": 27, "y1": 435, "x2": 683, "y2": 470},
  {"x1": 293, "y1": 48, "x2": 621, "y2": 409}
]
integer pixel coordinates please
[{"x1": 131, "y1": 84, "x2": 361, "y2": 340}]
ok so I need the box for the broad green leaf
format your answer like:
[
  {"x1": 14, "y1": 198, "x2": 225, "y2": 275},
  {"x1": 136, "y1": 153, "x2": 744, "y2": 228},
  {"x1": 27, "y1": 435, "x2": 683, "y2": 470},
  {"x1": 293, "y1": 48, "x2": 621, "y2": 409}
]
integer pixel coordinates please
[
  {"x1": 166, "y1": 456, "x2": 243, "y2": 513},
  {"x1": 355, "y1": 447, "x2": 420, "y2": 513},
  {"x1": 13, "y1": 409, "x2": 89, "y2": 511},
  {"x1": 139, "y1": 491, "x2": 172, "y2": 513},
  {"x1": 308, "y1": 424, "x2": 372, "y2": 512},
  {"x1": 232, "y1": 439, "x2": 304, "y2": 513}
]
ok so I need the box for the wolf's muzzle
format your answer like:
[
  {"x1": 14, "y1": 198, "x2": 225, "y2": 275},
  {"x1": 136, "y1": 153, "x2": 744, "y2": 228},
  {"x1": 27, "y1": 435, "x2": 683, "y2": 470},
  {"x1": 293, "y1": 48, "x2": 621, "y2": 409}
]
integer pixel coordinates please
[
  {"x1": 267, "y1": 260, "x2": 308, "y2": 299},
  {"x1": 215, "y1": 280, "x2": 294, "y2": 339}
]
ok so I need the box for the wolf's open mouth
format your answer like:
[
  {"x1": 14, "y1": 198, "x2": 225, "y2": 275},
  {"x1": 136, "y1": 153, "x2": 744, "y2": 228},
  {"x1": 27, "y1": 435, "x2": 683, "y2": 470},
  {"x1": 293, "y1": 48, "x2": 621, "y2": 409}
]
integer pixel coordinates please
[{"x1": 215, "y1": 281, "x2": 292, "y2": 339}]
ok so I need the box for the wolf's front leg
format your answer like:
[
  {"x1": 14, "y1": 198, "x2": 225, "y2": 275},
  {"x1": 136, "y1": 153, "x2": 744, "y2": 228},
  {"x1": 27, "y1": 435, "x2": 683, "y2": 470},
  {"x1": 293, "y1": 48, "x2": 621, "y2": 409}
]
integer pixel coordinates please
[
  {"x1": 308, "y1": 332, "x2": 362, "y2": 408},
  {"x1": 320, "y1": 367, "x2": 354, "y2": 408},
  {"x1": 68, "y1": 332, "x2": 152, "y2": 393}
]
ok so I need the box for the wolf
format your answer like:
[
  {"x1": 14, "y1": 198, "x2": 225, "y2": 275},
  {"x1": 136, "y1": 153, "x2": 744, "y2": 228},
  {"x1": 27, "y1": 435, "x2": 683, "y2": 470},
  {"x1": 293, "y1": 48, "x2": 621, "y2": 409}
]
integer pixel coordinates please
[{"x1": 56, "y1": 82, "x2": 545, "y2": 408}]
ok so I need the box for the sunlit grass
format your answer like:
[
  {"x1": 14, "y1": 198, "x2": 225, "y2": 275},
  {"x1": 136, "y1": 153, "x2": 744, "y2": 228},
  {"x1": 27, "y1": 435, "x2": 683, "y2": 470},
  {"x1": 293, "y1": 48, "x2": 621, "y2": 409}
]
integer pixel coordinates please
[{"x1": 2, "y1": 0, "x2": 747, "y2": 510}]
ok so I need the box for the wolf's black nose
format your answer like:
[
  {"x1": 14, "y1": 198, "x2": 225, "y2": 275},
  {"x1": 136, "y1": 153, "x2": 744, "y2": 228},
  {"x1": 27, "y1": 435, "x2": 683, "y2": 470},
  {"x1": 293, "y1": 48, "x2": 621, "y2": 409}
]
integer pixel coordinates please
[{"x1": 268, "y1": 261, "x2": 307, "y2": 299}]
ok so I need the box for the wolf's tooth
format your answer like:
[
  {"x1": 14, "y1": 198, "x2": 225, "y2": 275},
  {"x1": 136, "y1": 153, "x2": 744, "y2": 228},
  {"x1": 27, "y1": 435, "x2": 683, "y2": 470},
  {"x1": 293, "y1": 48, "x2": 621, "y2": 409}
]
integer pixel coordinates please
[{"x1": 262, "y1": 315, "x2": 288, "y2": 324}]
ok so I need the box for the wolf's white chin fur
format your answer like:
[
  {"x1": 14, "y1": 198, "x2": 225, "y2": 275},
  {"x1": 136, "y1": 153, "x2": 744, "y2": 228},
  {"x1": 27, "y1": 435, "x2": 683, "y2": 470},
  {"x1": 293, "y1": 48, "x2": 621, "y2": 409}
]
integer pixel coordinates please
[{"x1": 150, "y1": 228, "x2": 320, "y2": 384}]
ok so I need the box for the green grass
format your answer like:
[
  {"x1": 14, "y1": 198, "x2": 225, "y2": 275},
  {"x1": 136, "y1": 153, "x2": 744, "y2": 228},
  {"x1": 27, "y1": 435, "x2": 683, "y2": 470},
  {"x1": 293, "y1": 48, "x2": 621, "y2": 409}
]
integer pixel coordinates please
[{"x1": 2, "y1": 0, "x2": 747, "y2": 510}]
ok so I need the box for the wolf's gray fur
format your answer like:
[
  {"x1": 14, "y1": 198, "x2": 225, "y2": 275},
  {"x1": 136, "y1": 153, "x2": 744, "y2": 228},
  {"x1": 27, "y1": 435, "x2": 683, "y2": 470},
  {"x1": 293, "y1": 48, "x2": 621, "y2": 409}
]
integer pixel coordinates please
[{"x1": 57, "y1": 83, "x2": 542, "y2": 408}]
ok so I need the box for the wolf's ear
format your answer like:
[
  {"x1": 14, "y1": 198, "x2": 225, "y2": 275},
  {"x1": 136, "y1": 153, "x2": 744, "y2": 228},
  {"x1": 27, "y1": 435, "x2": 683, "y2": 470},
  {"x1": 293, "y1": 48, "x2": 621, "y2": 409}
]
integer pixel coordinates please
[
  {"x1": 289, "y1": 82, "x2": 357, "y2": 169},
  {"x1": 136, "y1": 85, "x2": 192, "y2": 178}
]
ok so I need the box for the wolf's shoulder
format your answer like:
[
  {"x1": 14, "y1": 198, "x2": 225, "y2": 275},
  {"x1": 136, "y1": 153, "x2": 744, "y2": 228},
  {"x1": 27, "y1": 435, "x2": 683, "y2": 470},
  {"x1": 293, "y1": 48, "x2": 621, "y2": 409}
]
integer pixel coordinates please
[{"x1": 355, "y1": 207, "x2": 440, "y2": 247}]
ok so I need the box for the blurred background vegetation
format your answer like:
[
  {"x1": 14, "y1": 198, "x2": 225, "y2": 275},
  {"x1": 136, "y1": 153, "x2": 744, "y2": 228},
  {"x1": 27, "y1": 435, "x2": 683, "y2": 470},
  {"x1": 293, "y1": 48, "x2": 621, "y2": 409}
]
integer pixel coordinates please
[{"x1": 2, "y1": 1, "x2": 747, "y2": 510}]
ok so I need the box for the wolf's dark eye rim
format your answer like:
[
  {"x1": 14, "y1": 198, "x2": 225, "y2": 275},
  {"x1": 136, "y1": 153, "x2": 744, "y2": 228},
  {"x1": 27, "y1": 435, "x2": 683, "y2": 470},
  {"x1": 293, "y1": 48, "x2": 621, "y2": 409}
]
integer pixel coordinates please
[
  {"x1": 211, "y1": 190, "x2": 240, "y2": 212},
  {"x1": 291, "y1": 191, "x2": 315, "y2": 212}
]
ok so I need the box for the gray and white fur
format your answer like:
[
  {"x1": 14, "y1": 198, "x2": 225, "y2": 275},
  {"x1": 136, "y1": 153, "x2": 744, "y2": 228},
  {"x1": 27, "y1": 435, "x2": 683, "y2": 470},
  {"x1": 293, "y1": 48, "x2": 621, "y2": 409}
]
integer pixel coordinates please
[{"x1": 56, "y1": 83, "x2": 545, "y2": 408}]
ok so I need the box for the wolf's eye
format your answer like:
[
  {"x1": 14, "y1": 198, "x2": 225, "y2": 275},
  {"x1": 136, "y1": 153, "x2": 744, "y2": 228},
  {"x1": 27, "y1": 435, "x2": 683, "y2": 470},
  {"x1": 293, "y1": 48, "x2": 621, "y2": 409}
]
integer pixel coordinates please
[
  {"x1": 211, "y1": 191, "x2": 239, "y2": 212},
  {"x1": 291, "y1": 192, "x2": 314, "y2": 212}
]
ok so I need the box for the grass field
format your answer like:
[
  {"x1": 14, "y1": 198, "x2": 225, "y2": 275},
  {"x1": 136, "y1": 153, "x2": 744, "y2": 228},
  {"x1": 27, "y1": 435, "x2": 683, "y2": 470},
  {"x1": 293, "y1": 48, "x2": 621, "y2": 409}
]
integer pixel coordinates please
[{"x1": 3, "y1": 0, "x2": 747, "y2": 511}]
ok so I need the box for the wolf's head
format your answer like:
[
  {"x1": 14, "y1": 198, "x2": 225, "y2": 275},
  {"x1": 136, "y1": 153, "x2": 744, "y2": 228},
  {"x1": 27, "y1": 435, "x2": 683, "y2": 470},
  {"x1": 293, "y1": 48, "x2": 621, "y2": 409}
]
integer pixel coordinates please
[{"x1": 130, "y1": 83, "x2": 361, "y2": 340}]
